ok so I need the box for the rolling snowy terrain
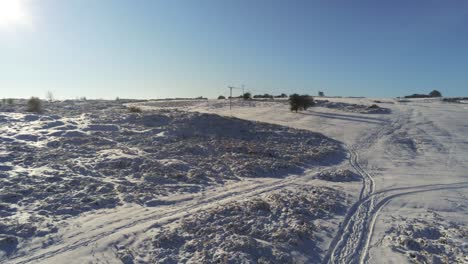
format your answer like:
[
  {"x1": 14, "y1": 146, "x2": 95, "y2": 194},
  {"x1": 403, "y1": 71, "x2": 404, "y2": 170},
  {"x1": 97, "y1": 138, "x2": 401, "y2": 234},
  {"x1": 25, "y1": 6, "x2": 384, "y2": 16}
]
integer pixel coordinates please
[{"x1": 0, "y1": 97, "x2": 466, "y2": 263}]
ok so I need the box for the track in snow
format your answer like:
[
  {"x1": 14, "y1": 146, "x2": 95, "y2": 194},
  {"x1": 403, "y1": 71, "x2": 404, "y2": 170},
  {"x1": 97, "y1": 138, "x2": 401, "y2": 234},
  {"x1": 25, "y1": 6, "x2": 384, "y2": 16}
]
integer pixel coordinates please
[
  {"x1": 324, "y1": 108, "x2": 468, "y2": 264},
  {"x1": 324, "y1": 147, "x2": 376, "y2": 264},
  {"x1": 8, "y1": 175, "x2": 307, "y2": 264},
  {"x1": 324, "y1": 147, "x2": 468, "y2": 263},
  {"x1": 359, "y1": 181, "x2": 468, "y2": 264}
]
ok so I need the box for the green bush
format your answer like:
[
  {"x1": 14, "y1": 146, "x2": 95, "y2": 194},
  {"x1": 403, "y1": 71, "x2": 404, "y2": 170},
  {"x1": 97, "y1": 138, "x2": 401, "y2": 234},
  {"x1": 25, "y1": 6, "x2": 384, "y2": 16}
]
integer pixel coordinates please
[
  {"x1": 243, "y1": 92, "x2": 251, "y2": 100},
  {"x1": 289, "y1": 94, "x2": 315, "y2": 112},
  {"x1": 27, "y1": 97, "x2": 42, "y2": 113},
  {"x1": 218, "y1": 95, "x2": 226, "y2": 100}
]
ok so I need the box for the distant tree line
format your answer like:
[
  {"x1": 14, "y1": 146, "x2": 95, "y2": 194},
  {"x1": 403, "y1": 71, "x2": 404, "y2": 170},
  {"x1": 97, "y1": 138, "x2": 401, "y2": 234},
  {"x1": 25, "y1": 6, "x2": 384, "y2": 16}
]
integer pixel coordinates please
[
  {"x1": 442, "y1": 97, "x2": 468, "y2": 103},
  {"x1": 404, "y1": 90, "x2": 442, "y2": 98},
  {"x1": 252, "y1": 93, "x2": 288, "y2": 99},
  {"x1": 218, "y1": 93, "x2": 288, "y2": 100}
]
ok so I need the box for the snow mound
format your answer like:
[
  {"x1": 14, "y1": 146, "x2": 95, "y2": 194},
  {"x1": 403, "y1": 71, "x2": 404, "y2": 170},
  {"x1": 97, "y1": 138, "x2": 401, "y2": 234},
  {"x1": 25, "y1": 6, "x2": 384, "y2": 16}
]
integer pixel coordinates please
[
  {"x1": 315, "y1": 100, "x2": 391, "y2": 114},
  {"x1": 125, "y1": 186, "x2": 346, "y2": 263}
]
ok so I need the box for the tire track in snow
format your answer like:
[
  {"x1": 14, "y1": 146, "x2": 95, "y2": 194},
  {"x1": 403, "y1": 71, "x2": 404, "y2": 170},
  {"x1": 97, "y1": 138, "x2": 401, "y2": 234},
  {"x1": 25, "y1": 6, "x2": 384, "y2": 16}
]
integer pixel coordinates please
[
  {"x1": 325, "y1": 142, "x2": 468, "y2": 264},
  {"x1": 325, "y1": 158, "x2": 468, "y2": 264},
  {"x1": 323, "y1": 147, "x2": 376, "y2": 264},
  {"x1": 359, "y1": 182, "x2": 468, "y2": 264},
  {"x1": 324, "y1": 106, "x2": 412, "y2": 264}
]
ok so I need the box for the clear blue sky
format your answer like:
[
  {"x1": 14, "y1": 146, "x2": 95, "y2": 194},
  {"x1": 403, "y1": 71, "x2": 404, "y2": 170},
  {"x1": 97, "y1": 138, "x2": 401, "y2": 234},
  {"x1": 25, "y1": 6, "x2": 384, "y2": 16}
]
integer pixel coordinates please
[{"x1": 1, "y1": 0, "x2": 467, "y2": 99}]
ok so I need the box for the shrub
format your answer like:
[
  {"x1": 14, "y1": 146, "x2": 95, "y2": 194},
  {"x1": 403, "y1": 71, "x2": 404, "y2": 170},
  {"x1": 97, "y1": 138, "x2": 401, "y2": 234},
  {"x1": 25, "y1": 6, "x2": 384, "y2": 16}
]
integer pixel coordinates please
[
  {"x1": 429, "y1": 90, "x2": 442, "y2": 97},
  {"x1": 289, "y1": 94, "x2": 315, "y2": 112},
  {"x1": 368, "y1": 104, "x2": 380, "y2": 109},
  {"x1": 289, "y1": 94, "x2": 301, "y2": 112},
  {"x1": 302, "y1": 95, "x2": 315, "y2": 110},
  {"x1": 318, "y1": 91, "x2": 324, "y2": 97},
  {"x1": 27, "y1": 97, "x2": 42, "y2": 113},
  {"x1": 242, "y1": 92, "x2": 251, "y2": 100},
  {"x1": 128, "y1": 106, "x2": 142, "y2": 113},
  {"x1": 218, "y1": 95, "x2": 226, "y2": 100},
  {"x1": 2, "y1": 98, "x2": 14, "y2": 105}
]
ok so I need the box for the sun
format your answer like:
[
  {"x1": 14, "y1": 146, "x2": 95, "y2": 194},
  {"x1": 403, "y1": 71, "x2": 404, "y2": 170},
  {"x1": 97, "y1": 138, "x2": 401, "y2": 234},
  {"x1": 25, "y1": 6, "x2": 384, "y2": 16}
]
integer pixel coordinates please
[{"x1": 0, "y1": 0, "x2": 29, "y2": 28}]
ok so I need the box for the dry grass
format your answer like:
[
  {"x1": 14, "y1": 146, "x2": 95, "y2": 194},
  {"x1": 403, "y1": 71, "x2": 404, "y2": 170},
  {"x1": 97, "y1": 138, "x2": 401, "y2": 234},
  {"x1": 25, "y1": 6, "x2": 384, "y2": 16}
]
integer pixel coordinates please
[{"x1": 128, "y1": 106, "x2": 142, "y2": 113}]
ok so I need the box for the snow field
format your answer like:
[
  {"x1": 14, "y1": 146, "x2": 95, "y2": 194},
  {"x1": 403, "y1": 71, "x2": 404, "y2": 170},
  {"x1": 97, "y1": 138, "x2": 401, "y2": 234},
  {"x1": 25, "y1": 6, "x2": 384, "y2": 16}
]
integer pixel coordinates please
[{"x1": 0, "y1": 100, "x2": 348, "y2": 262}]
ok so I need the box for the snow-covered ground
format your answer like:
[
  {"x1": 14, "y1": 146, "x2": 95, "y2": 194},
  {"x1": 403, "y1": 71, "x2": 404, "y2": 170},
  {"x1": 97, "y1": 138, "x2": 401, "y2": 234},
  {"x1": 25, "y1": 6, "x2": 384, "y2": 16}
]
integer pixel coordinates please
[
  {"x1": 1, "y1": 97, "x2": 466, "y2": 263},
  {"x1": 187, "y1": 97, "x2": 468, "y2": 264}
]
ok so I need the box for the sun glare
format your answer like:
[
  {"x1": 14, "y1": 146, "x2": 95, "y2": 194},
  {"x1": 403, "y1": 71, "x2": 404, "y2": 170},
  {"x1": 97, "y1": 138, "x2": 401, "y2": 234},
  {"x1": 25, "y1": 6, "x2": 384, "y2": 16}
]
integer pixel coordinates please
[{"x1": 0, "y1": 0, "x2": 29, "y2": 28}]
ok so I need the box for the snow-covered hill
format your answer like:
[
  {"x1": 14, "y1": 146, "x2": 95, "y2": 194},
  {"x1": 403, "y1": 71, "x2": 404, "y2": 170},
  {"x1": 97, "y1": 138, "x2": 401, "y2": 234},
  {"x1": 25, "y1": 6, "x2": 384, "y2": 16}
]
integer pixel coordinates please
[{"x1": 1, "y1": 97, "x2": 466, "y2": 263}]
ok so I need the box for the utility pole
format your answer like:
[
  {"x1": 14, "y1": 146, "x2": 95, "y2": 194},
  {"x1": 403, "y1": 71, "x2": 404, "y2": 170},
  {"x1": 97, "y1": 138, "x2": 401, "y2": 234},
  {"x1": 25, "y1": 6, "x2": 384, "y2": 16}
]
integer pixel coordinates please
[
  {"x1": 228, "y1": 86, "x2": 234, "y2": 110},
  {"x1": 228, "y1": 85, "x2": 244, "y2": 111}
]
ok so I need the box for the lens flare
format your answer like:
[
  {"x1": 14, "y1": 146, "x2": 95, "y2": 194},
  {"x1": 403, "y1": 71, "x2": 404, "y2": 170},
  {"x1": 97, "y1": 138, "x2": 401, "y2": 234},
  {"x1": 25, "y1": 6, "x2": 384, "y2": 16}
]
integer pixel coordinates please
[{"x1": 0, "y1": 0, "x2": 29, "y2": 28}]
